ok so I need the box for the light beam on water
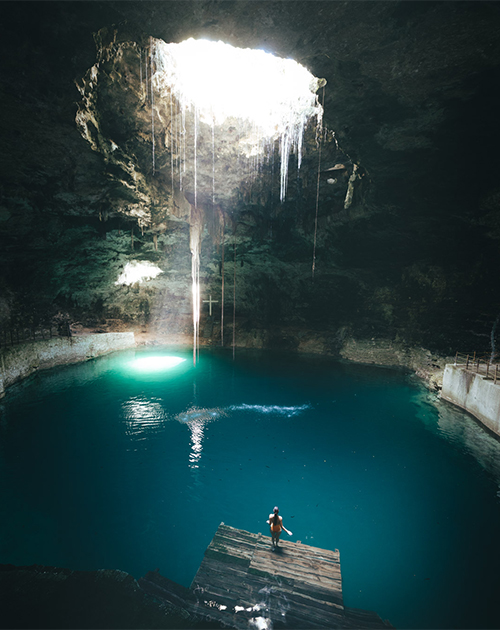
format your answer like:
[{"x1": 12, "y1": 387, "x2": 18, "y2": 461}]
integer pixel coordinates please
[{"x1": 130, "y1": 356, "x2": 186, "y2": 371}]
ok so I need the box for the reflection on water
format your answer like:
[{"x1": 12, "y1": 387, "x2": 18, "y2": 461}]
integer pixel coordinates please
[
  {"x1": 437, "y1": 401, "x2": 500, "y2": 488},
  {"x1": 416, "y1": 389, "x2": 500, "y2": 491},
  {"x1": 174, "y1": 407, "x2": 226, "y2": 470},
  {"x1": 175, "y1": 407, "x2": 227, "y2": 424},
  {"x1": 188, "y1": 420, "x2": 205, "y2": 469},
  {"x1": 121, "y1": 401, "x2": 312, "y2": 467},
  {"x1": 122, "y1": 397, "x2": 167, "y2": 439},
  {"x1": 175, "y1": 404, "x2": 311, "y2": 470}
]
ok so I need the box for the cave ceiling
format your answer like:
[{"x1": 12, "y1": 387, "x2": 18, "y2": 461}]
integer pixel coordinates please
[{"x1": 1, "y1": 1, "x2": 500, "y2": 354}]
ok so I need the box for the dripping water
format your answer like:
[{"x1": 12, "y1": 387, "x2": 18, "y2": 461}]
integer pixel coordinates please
[
  {"x1": 190, "y1": 207, "x2": 203, "y2": 366},
  {"x1": 194, "y1": 104, "x2": 198, "y2": 210}
]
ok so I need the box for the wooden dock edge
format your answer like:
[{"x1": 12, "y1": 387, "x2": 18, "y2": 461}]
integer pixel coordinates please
[{"x1": 139, "y1": 523, "x2": 393, "y2": 629}]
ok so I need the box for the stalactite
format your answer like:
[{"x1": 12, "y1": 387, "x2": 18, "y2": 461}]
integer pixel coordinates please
[
  {"x1": 312, "y1": 85, "x2": 325, "y2": 280},
  {"x1": 343, "y1": 164, "x2": 359, "y2": 210},
  {"x1": 151, "y1": 38, "x2": 155, "y2": 175},
  {"x1": 152, "y1": 39, "x2": 324, "y2": 207}
]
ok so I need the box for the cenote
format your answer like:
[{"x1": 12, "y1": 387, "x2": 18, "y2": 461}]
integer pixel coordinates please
[{"x1": 1, "y1": 348, "x2": 500, "y2": 629}]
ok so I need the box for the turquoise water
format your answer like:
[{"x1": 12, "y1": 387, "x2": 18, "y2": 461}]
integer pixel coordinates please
[{"x1": 1, "y1": 348, "x2": 500, "y2": 629}]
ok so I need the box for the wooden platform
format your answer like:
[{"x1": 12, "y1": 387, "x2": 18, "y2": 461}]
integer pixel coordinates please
[{"x1": 140, "y1": 523, "x2": 392, "y2": 629}]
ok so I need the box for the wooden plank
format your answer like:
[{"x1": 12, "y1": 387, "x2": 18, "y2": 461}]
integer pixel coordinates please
[
  {"x1": 203, "y1": 523, "x2": 258, "y2": 566},
  {"x1": 251, "y1": 553, "x2": 342, "y2": 584},
  {"x1": 250, "y1": 538, "x2": 343, "y2": 599},
  {"x1": 187, "y1": 524, "x2": 390, "y2": 629}
]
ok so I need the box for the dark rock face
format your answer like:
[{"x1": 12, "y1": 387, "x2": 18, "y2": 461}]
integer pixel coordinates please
[
  {"x1": 1, "y1": 1, "x2": 500, "y2": 356},
  {"x1": 0, "y1": 564, "x2": 214, "y2": 629}
]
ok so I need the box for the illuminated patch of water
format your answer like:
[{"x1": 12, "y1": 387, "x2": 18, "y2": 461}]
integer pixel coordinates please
[{"x1": 129, "y1": 355, "x2": 186, "y2": 371}]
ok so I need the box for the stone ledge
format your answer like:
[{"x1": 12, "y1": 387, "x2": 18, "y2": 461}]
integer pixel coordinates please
[
  {"x1": 339, "y1": 337, "x2": 454, "y2": 391},
  {"x1": 0, "y1": 333, "x2": 135, "y2": 398}
]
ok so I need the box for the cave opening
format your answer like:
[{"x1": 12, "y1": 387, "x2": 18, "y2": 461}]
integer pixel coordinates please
[
  {"x1": 140, "y1": 37, "x2": 326, "y2": 362},
  {"x1": 151, "y1": 37, "x2": 324, "y2": 201}
]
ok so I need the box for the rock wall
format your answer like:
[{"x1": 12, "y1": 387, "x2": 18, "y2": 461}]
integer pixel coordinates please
[
  {"x1": 3, "y1": 3, "x2": 500, "y2": 361},
  {"x1": 0, "y1": 564, "x2": 193, "y2": 629},
  {"x1": 441, "y1": 365, "x2": 500, "y2": 437},
  {"x1": 0, "y1": 333, "x2": 135, "y2": 397},
  {"x1": 339, "y1": 337, "x2": 454, "y2": 390}
]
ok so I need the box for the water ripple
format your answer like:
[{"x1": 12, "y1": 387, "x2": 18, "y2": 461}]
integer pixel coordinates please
[
  {"x1": 122, "y1": 397, "x2": 167, "y2": 438},
  {"x1": 229, "y1": 403, "x2": 311, "y2": 417},
  {"x1": 175, "y1": 407, "x2": 227, "y2": 424}
]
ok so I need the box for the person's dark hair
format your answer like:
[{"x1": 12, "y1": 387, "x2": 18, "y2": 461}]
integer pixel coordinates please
[{"x1": 273, "y1": 506, "x2": 279, "y2": 526}]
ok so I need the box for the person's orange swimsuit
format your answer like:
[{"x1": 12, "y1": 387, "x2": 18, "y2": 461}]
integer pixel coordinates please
[{"x1": 270, "y1": 516, "x2": 282, "y2": 533}]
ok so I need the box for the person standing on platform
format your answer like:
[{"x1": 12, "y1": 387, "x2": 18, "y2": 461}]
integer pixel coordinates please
[{"x1": 267, "y1": 506, "x2": 292, "y2": 550}]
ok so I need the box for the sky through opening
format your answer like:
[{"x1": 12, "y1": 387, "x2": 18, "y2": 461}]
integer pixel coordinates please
[{"x1": 152, "y1": 38, "x2": 324, "y2": 200}]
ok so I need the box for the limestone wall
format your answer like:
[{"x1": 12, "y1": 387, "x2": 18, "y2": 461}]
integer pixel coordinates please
[
  {"x1": 339, "y1": 337, "x2": 453, "y2": 390},
  {"x1": 0, "y1": 333, "x2": 135, "y2": 397},
  {"x1": 441, "y1": 365, "x2": 500, "y2": 437}
]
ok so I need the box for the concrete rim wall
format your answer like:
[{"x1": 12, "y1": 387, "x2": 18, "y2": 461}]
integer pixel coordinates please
[
  {"x1": 0, "y1": 333, "x2": 136, "y2": 398},
  {"x1": 441, "y1": 364, "x2": 500, "y2": 437}
]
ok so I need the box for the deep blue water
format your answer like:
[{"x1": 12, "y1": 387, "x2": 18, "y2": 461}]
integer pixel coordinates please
[{"x1": 1, "y1": 347, "x2": 500, "y2": 629}]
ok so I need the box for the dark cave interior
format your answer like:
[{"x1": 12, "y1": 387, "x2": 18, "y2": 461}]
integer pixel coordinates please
[
  {"x1": 1, "y1": 1, "x2": 500, "y2": 358},
  {"x1": 2, "y1": 2, "x2": 500, "y2": 628}
]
